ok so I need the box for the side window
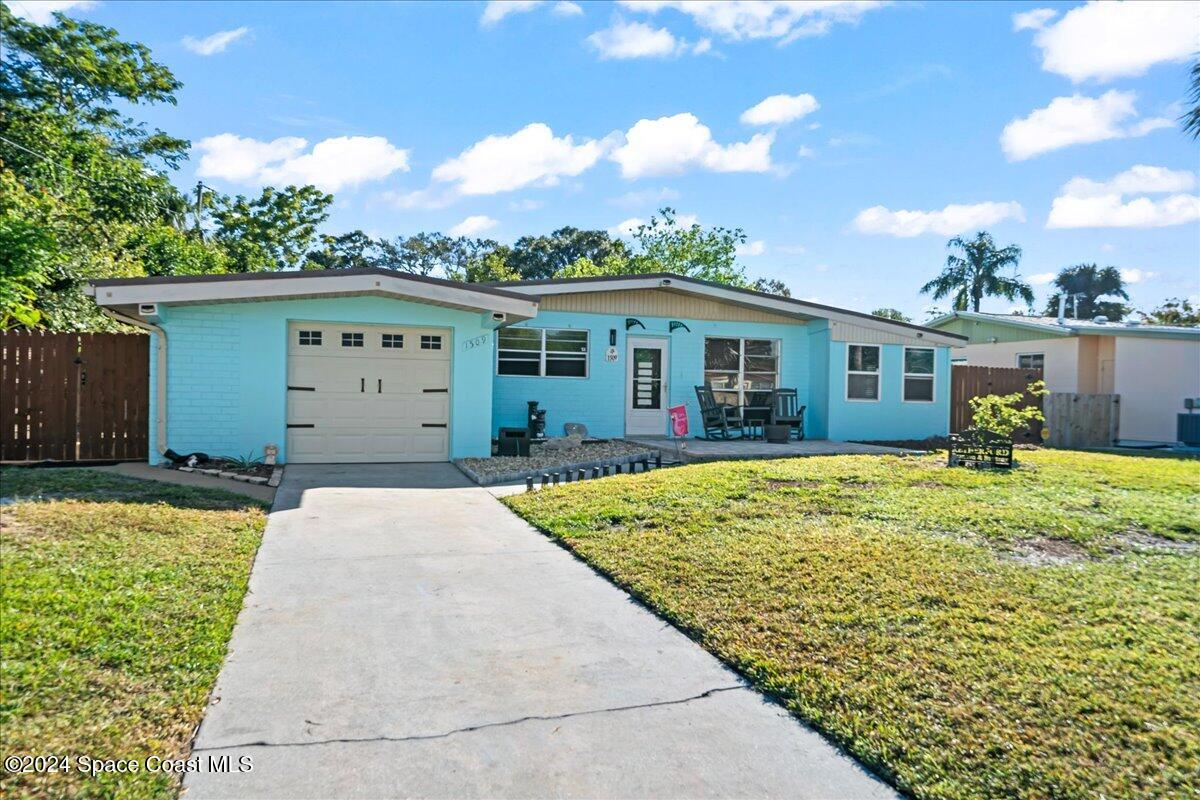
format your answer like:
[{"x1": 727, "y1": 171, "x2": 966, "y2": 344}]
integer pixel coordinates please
[
  {"x1": 298, "y1": 330, "x2": 322, "y2": 346},
  {"x1": 903, "y1": 347, "x2": 935, "y2": 402},
  {"x1": 341, "y1": 332, "x2": 364, "y2": 348},
  {"x1": 382, "y1": 333, "x2": 404, "y2": 349},
  {"x1": 420, "y1": 334, "x2": 443, "y2": 350},
  {"x1": 1017, "y1": 353, "x2": 1044, "y2": 370},
  {"x1": 846, "y1": 344, "x2": 880, "y2": 401}
]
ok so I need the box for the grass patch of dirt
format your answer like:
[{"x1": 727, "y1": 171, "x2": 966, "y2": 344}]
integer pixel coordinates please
[
  {"x1": 503, "y1": 449, "x2": 1200, "y2": 800},
  {"x1": 0, "y1": 467, "x2": 267, "y2": 800}
]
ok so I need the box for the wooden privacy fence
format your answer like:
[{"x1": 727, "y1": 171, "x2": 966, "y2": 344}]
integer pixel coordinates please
[
  {"x1": 1, "y1": 331, "x2": 149, "y2": 462},
  {"x1": 1043, "y1": 393, "x2": 1119, "y2": 449},
  {"x1": 951, "y1": 364, "x2": 1044, "y2": 442}
]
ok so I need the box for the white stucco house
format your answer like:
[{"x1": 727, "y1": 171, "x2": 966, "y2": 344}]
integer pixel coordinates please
[{"x1": 928, "y1": 311, "x2": 1200, "y2": 445}]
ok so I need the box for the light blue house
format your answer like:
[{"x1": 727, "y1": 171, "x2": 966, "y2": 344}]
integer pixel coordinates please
[{"x1": 88, "y1": 269, "x2": 965, "y2": 464}]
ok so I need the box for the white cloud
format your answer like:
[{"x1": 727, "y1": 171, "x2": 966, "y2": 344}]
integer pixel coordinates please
[
  {"x1": 610, "y1": 113, "x2": 773, "y2": 179},
  {"x1": 1120, "y1": 268, "x2": 1156, "y2": 284},
  {"x1": 1000, "y1": 90, "x2": 1169, "y2": 161},
  {"x1": 796, "y1": 145, "x2": 816, "y2": 158},
  {"x1": 196, "y1": 134, "x2": 409, "y2": 192},
  {"x1": 553, "y1": 1, "x2": 583, "y2": 16},
  {"x1": 852, "y1": 201, "x2": 1025, "y2": 237},
  {"x1": 692, "y1": 38, "x2": 712, "y2": 55},
  {"x1": 1011, "y1": 8, "x2": 1056, "y2": 32},
  {"x1": 1046, "y1": 165, "x2": 1200, "y2": 229},
  {"x1": 740, "y1": 93, "x2": 819, "y2": 126},
  {"x1": 619, "y1": 0, "x2": 888, "y2": 44},
  {"x1": 509, "y1": 198, "x2": 545, "y2": 211},
  {"x1": 481, "y1": 0, "x2": 543, "y2": 25},
  {"x1": 1027, "y1": 272, "x2": 1056, "y2": 286},
  {"x1": 1025, "y1": 1, "x2": 1198, "y2": 83},
  {"x1": 432, "y1": 123, "x2": 607, "y2": 195},
  {"x1": 8, "y1": 0, "x2": 96, "y2": 24},
  {"x1": 609, "y1": 187, "x2": 681, "y2": 207},
  {"x1": 776, "y1": 244, "x2": 807, "y2": 255},
  {"x1": 611, "y1": 217, "x2": 645, "y2": 236},
  {"x1": 374, "y1": 187, "x2": 457, "y2": 211},
  {"x1": 586, "y1": 19, "x2": 683, "y2": 59},
  {"x1": 182, "y1": 27, "x2": 250, "y2": 56},
  {"x1": 449, "y1": 215, "x2": 500, "y2": 236},
  {"x1": 1060, "y1": 165, "x2": 1197, "y2": 198},
  {"x1": 1099, "y1": 243, "x2": 1116, "y2": 253},
  {"x1": 736, "y1": 240, "x2": 766, "y2": 257}
]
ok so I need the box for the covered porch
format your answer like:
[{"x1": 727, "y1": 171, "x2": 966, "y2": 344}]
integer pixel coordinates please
[{"x1": 624, "y1": 436, "x2": 917, "y2": 464}]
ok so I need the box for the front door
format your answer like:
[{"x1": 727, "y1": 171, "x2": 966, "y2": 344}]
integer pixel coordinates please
[{"x1": 625, "y1": 337, "x2": 669, "y2": 436}]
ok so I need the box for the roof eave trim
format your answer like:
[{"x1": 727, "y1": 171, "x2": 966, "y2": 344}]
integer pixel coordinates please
[
  {"x1": 500, "y1": 274, "x2": 966, "y2": 345},
  {"x1": 88, "y1": 273, "x2": 539, "y2": 318}
]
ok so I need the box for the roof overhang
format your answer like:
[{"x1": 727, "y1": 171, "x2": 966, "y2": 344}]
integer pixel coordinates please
[
  {"x1": 928, "y1": 311, "x2": 1200, "y2": 340},
  {"x1": 493, "y1": 274, "x2": 967, "y2": 346},
  {"x1": 927, "y1": 311, "x2": 1072, "y2": 338},
  {"x1": 87, "y1": 268, "x2": 540, "y2": 322}
]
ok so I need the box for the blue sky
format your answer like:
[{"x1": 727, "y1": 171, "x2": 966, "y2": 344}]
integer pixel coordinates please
[{"x1": 14, "y1": 0, "x2": 1200, "y2": 319}]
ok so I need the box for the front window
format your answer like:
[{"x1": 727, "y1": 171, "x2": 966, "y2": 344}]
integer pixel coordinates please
[
  {"x1": 846, "y1": 344, "x2": 880, "y2": 401},
  {"x1": 1017, "y1": 353, "x2": 1044, "y2": 370},
  {"x1": 704, "y1": 338, "x2": 780, "y2": 406},
  {"x1": 497, "y1": 328, "x2": 588, "y2": 378},
  {"x1": 903, "y1": 347, "x2": 935, "y2": 402},
  {"x1": 341, "y1": 332, "x2": 363, "y2": 348}
]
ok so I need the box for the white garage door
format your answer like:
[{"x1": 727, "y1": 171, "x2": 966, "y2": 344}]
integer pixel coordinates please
[{"x1": 286, "y1": 322, "x2": 450, "y2": 463}]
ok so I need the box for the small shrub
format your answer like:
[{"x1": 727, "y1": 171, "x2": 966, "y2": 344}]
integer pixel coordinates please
[{"x1": 969, "y1": 380, "x2": 1047, "y2": 438}]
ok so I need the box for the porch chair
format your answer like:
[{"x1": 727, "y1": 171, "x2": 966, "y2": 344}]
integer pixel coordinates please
[
  {"x1": 694, "y1": 385, "x2": 745, "y2": 440},
  {"x1": 770, "y1": 388, "x2": 806, "y2": 441}
]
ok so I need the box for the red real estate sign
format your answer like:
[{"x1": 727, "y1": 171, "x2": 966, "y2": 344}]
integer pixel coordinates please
[{"x1": 668, "y1": 404, "x2": 689, "y2": 438}]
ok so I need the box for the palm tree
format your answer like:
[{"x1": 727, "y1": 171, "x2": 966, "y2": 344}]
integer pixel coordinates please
[
  {"x1": 1042, "y1": 264, "x2": 1129, "y2": 320},
  {"x1": 921, "y1": 232, "x2": 1032, "y2": 312},
  {"x1": 1183, "y1": 58, "x2": 1200, "y2": 139}
]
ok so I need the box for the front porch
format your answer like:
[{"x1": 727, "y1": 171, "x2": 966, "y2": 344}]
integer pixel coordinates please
[{"x1": 624, "y1": 436, "x2": 918, "y2": 464}]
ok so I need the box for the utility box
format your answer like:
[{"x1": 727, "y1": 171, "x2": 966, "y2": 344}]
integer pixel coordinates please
[{"x1": 498, "y1": 427, "x2": 530, "y2": 457}]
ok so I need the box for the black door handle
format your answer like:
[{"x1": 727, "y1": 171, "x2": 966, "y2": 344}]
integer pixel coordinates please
[
  {"x1": 360, "y1": 378, "x2": 364, "y2": 393},
  {"x1": 378, "y1": 379, "x2": 382, "y2": 393}
]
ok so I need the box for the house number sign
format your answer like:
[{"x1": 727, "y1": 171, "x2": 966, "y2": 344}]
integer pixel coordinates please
[
  {"x1": 462, "y1": 334, "x2": 491, "y2": 351},
  {"x1": 605, "y1": 346, "x2": 619, "y2": 363}
]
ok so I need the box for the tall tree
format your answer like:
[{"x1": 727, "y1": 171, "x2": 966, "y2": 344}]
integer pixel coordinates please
[
  {"x1": 0, "y1": 6, "x2": 210, "y2": 328},
  {"x1": 210, "y1": 186, "x2": 332, "y2": 272},
  {"x1": 1139, "y1": 298, "x2": 1200, "y2": 326},
  {"x1": 629, "y1": 208, "x2": 750, "y2": 286},
  {"x1": 921, "y1": 231, "x2": 1031, "y2": 312},
  {"x1": 752, "y1": 277, "x2": 791, "y2": 297},
  {"x1": 303, "y1": 230, "x2": 378, "y2": 270},
  {"x1": 1042, "y1": 264, "x2": 1129, "y2": 321},
  {"x1": 508, "y1": 227, "x2": 628, "y2": 280},
  {"x1": 1183, "y1": 58, "x2": 1200, "y2": 140},
  {"x1": 871, "y1": 307, "x2": 911, "y2": 322}
]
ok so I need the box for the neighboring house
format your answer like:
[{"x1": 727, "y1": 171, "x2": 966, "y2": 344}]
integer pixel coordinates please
[
  {"x1": 928, "y1": 311, "x2": 1200, "y2": 444},
  {"x1": 87, "y1": 269, "x2": 965, "y2": 465}
]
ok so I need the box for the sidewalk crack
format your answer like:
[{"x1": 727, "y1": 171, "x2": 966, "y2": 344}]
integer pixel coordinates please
[{"x1": 193, "y1": 684, "x2": 746, "y2": 752}]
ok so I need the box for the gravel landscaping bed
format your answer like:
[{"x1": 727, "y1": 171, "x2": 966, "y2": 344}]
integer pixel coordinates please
[{"x1": 456, "y1": 440, "x2": 655, "y2": 485}]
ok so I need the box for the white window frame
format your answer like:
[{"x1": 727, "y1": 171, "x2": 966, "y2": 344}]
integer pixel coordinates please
[
  {"x1": 496, "y1": 327, "x2": 589, "y2": 379},
  {"x1": 702, "y1": 337, "x2": 782, "y2": 407},
  {"x1": 902, "y1": 346, "x2": 936, "y2": 404},
  {"x1": 1016, "y1": 352, "x2": 1044, "y2": 370},
  {"x1": 845, "y1": 343, "x2": 881, "y2": 402}
]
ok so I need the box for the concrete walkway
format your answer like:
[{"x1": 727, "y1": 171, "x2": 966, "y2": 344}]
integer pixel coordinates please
[{"x1": 184, "y1": 464, "x2": 895, "y2": 799}]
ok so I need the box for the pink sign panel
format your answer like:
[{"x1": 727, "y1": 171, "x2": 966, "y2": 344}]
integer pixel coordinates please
[{"x1": 668, "y1": 404, "x2": 688, "y2": 437}]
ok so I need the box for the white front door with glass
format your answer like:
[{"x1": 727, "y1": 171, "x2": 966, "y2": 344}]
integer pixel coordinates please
[{"x1": 625, "y1": 337, "x2": 669, "y2": 436}]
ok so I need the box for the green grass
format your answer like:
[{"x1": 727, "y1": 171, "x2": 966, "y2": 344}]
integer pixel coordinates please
[
  {"x1": 0, "y1": 468, "x2": 267, "y2": 800},
  {"x1": 504, "y1": 449, "x2": 1200, "y2": 800}
]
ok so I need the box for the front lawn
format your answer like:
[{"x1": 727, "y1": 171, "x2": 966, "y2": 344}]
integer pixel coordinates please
[
  {"x1": 0, "y1": 468, "x2": 267, "y2": 800},
  {"x1": 504, "y1": 449, "x2": 1200, "y2": 800}
]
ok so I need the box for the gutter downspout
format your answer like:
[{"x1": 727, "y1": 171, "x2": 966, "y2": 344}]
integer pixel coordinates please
[{"x1": 100, "y1": 307, "x2": 169, "y2": 458}]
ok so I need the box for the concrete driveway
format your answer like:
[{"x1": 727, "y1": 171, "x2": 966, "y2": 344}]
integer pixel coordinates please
[{"x1": 184, "y1": 464, "x2": 895, "y2": 799}]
